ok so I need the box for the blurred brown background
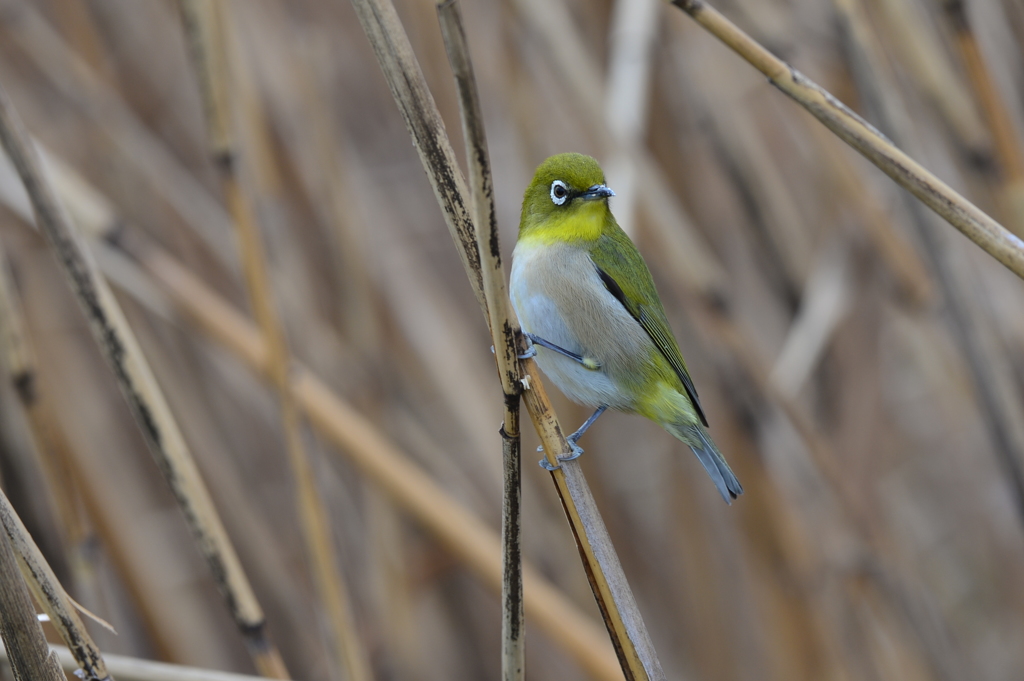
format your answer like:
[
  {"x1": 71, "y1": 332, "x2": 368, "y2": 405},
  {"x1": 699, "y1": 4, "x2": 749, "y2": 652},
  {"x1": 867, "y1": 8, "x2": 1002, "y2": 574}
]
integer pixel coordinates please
[{"x1": 2, "y1": 0, "x2": 1024, "y2": 679}]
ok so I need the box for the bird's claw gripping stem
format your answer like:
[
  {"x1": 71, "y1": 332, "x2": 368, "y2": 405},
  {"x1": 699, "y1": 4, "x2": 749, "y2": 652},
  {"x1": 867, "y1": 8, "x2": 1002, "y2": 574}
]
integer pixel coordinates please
[
  {"x1": 537, "y1": 441, "x2": 584, "y2": 471},
  {"x1": 536, "y1": 406, "x2": 605, "y2": 470}
]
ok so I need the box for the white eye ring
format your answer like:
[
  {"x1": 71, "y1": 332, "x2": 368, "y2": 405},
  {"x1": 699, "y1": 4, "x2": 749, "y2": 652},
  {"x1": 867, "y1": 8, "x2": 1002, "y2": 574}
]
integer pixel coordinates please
[{"x1": 550, "y1": 180, "x2": 569, "y2": 206}]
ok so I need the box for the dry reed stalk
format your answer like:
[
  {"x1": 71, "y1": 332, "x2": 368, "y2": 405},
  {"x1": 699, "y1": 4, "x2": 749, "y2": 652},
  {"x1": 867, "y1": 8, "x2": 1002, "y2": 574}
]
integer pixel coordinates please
[
  {"x1": 1, "y1": 644, "x2": 273, "y2": 681},
  {"x1": 345, "y1": 1, "x2": 485, "y2": 310},
  {"x1": 0, "y1": 488, "x2": 111, "y2": 680},
  {"x1": 132, "y1": 238, "x2": 625, "y2": 681},
  {"x1": 349, "y1": 0, "x2": 665, "y2": 676},
  {"x1": 669, "y1": 0, "x2": 1024, "y2": 281},
  {"x1": 832, "y1": 0, "x2": 1024, "y2": 537},
  {"x1": 1, "y1": 145, "x2": 624, "y2": 681},
  {"x1": 435, "y1": 4, "x2": 524, "y2": 679},
  {"x1": 0, "y1": 226, "x2": 177, "y2": 657},
  {"x1": 0, "y1": 160, "x2": 180, "y2": 660},
  {"x1": 176, "y1": 3, "x2": 369, "y2": 679},
  {"x1": 0, "y1": 81, "x2": 289, "y2": 680},
  {"x1": 940, "y1": 0, "x2": 1024, "y2": 237},
  {"x1": 0, "y1": 509, "x2": 65, "y2": 681}
]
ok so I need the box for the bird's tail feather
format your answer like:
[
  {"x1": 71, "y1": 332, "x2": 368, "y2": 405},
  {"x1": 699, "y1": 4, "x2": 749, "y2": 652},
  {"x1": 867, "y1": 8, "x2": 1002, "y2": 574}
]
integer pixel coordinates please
[{"x1": 665, "y1": 422, "x2": 743, "y2": 504}]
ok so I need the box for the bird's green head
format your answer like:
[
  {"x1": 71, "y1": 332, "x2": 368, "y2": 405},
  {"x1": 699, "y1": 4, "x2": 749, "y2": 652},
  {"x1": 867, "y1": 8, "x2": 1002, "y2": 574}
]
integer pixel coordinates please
[{"x1": 518, "y1": 153, "x2": 614, "y2": 244}]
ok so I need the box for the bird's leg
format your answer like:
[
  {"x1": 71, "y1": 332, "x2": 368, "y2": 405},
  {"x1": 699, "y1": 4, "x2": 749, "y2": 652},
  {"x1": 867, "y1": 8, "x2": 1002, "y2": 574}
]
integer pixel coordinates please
[
  {"x1": 538, "y1": 405, "x2": 607, "y2": 471},
  {"x1": 523, "y1": 333, "x2": 601, "y2": 370},
  {"x1": 567, "y1": 405, "x2": 607, "y2": 448}
]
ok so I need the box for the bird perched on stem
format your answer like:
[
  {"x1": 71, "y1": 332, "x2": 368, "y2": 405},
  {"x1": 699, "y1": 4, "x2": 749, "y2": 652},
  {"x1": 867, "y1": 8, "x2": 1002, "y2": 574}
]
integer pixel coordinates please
[{"x1": 510, "y1": 153, "x2": 742, "y2": 504}]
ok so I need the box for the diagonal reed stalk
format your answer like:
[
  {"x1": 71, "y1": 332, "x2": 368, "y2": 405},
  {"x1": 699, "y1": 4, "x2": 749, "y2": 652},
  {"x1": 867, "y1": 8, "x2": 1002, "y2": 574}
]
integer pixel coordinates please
[
  {"x1": 435, "y1": 3, "x2": 523, "y2": 679},
  {"x1": 176, "y1": 2, "x2": 370, "y2": 679},
  {"x1": 831, "y1": 0, "x2": 1024, "y2": 547},
  {"x1": 0, "y1": 225, "x2": 176, "y2": 656},
  {"x1": 0, "y1": 144, "x2": 625, "y2": 681},
  {"x1": 0, "y1": 503, "x2": 65, "y2": 681},
  {"x1": 939, "y1": 0, "x2": 1024, "y2": 237},
  {"x1": 0, "y1": 489, "x2": 111, "y2": 681},
  {"x1": 0, "y1": 229, "x2": 176, "y2": 656},
  {"x1": 668, "y1": 0, "x2": 1024, "y2": 281},
  {"x1": 349, "y1": 0, "x2": 665, "y2": 677},
  {"x1": 0, "y1": 80, "x2": 289, "y2": 680}
]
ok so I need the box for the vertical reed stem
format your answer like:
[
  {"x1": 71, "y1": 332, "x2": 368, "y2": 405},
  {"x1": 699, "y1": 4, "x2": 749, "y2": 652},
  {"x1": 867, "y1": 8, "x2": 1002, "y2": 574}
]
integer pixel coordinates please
[
  {"x1": 348, "y1": 0, "x2": 666, "y2": 675},
  {"x1": 832, "y1": 0, "x2": 1024, "y2": 538},
  {"x1": 436, "y1": 3, "x2": 524, "y2": 677}
]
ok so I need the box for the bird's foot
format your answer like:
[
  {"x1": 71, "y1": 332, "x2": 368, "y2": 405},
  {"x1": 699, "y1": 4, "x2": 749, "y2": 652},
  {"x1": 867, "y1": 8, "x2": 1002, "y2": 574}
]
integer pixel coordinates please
[
  {"x1": 536, "y1": 441, "x2": 584, "y2": 471},
  {"x1": 517, "y1": 345, "x2": 536, "y2": 360},
  {"x1": 562, "y1": 437, "x2": 585, "y2": 462}
]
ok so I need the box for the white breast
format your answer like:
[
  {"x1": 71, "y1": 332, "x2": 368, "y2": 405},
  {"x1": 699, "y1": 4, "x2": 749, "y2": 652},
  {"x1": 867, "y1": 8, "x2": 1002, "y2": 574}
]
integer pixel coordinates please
[{"x1": 509, "y1": 240, "x2": 645, "y2": 410}]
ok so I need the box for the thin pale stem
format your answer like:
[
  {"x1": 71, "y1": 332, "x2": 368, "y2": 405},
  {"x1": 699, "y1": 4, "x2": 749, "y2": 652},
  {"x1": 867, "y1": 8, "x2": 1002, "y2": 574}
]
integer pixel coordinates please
[{"x1": 670, "y1": 0, "x2": 1024, "y2": 281}]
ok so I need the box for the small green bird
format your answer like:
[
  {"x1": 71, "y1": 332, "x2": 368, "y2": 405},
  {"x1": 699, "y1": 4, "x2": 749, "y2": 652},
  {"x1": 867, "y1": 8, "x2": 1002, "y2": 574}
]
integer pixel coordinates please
[{"x1": 510, "y1": 153, "x2": 743, "y2": 504}]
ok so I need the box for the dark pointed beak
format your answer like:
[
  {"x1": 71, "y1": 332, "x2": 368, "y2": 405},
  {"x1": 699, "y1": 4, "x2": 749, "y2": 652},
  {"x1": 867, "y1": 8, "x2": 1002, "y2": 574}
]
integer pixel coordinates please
[{"x1": 581, "y1": 184, "x2": 615, "y2": 200}]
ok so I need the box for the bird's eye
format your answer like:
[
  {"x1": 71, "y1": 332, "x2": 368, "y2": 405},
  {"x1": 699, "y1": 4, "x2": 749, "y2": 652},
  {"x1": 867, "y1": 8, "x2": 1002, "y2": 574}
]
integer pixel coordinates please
[{"x1": 550, "y1": 180, "x2": 569, "y2": 206}]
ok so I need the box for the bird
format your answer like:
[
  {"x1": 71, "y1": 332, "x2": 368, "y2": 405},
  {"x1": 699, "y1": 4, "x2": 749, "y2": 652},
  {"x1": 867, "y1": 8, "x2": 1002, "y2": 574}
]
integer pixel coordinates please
[{"x1": 509, "y1": 152, "x2": 743, "y2": 504}]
